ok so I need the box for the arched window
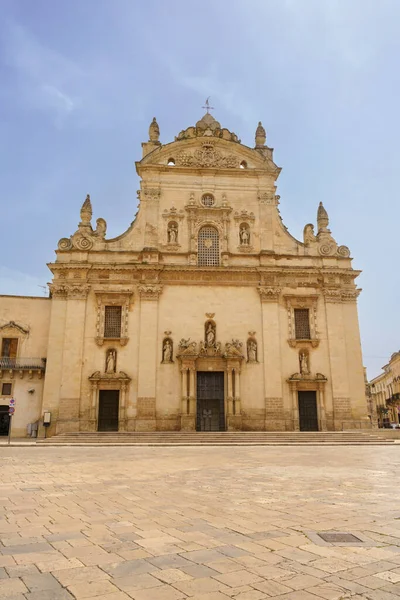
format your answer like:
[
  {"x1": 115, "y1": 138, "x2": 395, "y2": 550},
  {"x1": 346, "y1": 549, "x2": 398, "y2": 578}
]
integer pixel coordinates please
[
  {"x1": 167, "y1": 158, "x2": 175, "y2": 166},
  {"x1": 198, "y1": 226, "x2": 220, "y2": 266}
]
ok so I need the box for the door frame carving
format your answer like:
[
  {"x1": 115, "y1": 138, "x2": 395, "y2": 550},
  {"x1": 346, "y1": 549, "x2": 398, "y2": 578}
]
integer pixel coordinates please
[{"x1": 88, "y1": 371, "x2": 131, "y2": 432}]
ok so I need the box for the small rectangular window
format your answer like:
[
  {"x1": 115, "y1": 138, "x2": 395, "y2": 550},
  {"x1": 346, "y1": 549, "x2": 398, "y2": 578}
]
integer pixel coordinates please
[
  {"x1": 104, "y1": 306, "x2": 122, "y2": 338},
  {"x1": 1, "y1": 383, "x2": 12, "y2": 396},
  {"x1": 1, "y1": 338, "x2": 18, "y2": 358},
  {"x1": 294, "y1": 309, "x2": 311, "y2": 339}
]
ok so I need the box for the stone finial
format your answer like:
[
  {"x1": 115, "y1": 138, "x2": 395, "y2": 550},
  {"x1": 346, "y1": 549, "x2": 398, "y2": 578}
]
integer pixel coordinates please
[
  {"x1": 80, "y1": 194, "x2": 92, "y2": 226},
  {"x1": 255, "y1": 121, "x2": 266, "y2": 147},
  {"x1": 149, "y1": 117, "x2": 160, "y2": 142},
  {"x1": 317, "y1": 202, "x2": 329, "y2": 233}
]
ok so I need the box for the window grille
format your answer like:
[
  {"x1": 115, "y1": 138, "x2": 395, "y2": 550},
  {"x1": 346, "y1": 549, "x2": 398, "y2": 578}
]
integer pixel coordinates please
[
  {"x1": 201, "y1": 194, "x2": 215, "y2": 207},
  {"x1": 294, "y1": 309, "x2": 311, "y2": 339},
  {"x1": 1, "y1": 383, "x2": 12, "y2": 396},
  {"x1": 198, "y1": 226, "x2": 220, "y2": 266},
  {"x1": 104, "y1": 306, "x2": 122, "y2": 338}
]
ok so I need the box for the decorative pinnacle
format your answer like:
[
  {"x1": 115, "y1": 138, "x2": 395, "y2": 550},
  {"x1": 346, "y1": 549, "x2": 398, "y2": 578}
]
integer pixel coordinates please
[
  {"x1": 255, "y1": 121, "x2": 266, "y2": 147},
  {"x1": 80, "y1": 194, "x2": 92, "y2": 226},
  {"x1": 149, "y1": 117, "x2": 160, "y2": 142},
  {"x1": 317, "y1": 201, "x2": 329, "y2": 233}
]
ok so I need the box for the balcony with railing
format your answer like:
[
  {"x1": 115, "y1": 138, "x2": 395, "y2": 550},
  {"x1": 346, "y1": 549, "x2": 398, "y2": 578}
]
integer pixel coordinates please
[{"x1": 0, "y1": 357, "x2": 46, "y2": 378}]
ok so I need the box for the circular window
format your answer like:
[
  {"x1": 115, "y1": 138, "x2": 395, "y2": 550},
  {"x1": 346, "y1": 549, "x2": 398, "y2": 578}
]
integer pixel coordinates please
[{"x1": 201, "y1": 194, "x2": 215, "y2": 207}]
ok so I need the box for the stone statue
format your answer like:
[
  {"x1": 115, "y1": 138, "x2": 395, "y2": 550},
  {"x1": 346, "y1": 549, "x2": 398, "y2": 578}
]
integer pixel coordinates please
[
  {"x1": 163, "y1": 339, "x2": 172, "y2": 363},
  {"x1": 255, "y1": 121, "x2": 266, "y2": 147},
  {"x1": 95, "y1": 218, "x2": 107, "y2": 239},
  {"x1": 248, "y1": 340, "x2": 257, "y2": 362},
  {"x1": 106, "y1": 349, "x2": 116, "y2": 373},
  {"x1": 299, "y1": 351, "x2": 309, "y2": 375},
  {"x1": 149, "y1": 117, "x2": 160, "y2": 142},
  {"x1": 303, "y1": 223, "x2": 317, "y2": 246},
  {"x1": 206, "y1": 323, "x2": 215, "y2": 347},
  {"x1": 240, "y1": 226, "x2": 250, "y2": 245},
  {"x1": 168, "y1": 223, "x2": 178, "y2": 243}
]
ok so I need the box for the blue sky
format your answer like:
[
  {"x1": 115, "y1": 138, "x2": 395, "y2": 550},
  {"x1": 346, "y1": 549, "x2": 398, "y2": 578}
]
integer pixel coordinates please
[{"x1": 0, "y1": 0, "x2": 399, "y2": 378}]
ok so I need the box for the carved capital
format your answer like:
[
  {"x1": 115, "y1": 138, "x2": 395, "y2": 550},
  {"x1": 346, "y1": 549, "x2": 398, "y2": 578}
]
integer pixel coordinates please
[
  {"x1": 138, "y1": 284, "x2": 163, "y2": 300},
  {"x1": 49, "y1": 283, "x2": 90, "y2": 300},
  {"x1": 258, "y1": 286, "x2": 281, "y2": 302}
]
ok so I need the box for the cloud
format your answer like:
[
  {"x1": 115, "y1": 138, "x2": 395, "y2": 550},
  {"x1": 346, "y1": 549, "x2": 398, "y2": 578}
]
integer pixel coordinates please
[
  {"x1": 1, "y1": 21, "x2": 81, "y2": 124},
  {"x1": 0, "y1": 267, "x2": 48, "y2": 298}
]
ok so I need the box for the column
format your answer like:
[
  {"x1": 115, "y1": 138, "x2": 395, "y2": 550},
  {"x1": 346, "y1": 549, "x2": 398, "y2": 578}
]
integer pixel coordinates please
[
  {"x1": 259, "y1": 288, "x2": 284, "y2": 430},
  {"x1": 181, "y1": 367, "x2": 188, "y2": 415},
  {"x1": 189, "y1": 367, "x2": 196, "y2": 416},
  {"x1": 136, "y1": 284, "x2": 162, "y2": 431},
  {"x1": 235, "y1": 369, "x2": 242, "y2": 416},
  {"x1": 290, "y1": 382, "x2": 300, "y2": 431},
  {"x1": 119, "y1": 382, "x2": 127, "y2": 431},
  {"x1": 41, "y1": 287, "x2": 68, "y2": 437},
  {"x1": 318, "y1": 382, "x2": 327, "y2": 431},
  {"x1": 56, "y1": 287, "x2": 89, "y2": 434},
  {"x1": 227, "y1": 367, "x2": 233, "y2": 416},
  {"x1": 324, "y1": 298, "x2": 351, "y2": 430}
]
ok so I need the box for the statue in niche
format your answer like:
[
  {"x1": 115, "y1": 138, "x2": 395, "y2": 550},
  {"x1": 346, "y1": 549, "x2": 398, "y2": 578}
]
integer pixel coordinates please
[
  {"x1": 299, "y1": 351, "x2": 310, "y2": 375},
  {"x1": 162, "y1": 339, "x2": 173, "y2": 363},
  {"x1": 205, "y1": 322, "x2": 216, "y2": 347},
  {"x1": 247, "y1": 339, "x2": 257, "y2": 362},
  {"x1": 167, "y1": 222, "x2": 178, "y2": 243},
  {"x1": 106, "y1": 349, "x2": 116, "y2": 374},
  {"x1": 240, "y1": 225, "x2": 250, "y2": 245},
  {"x1": 303, "y1": 223, "x2": 317, "y2": 246}
]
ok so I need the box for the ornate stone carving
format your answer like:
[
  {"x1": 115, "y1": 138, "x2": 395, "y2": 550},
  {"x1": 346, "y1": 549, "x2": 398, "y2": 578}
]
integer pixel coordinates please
[
  {"x1": 323, "y1": 288, "x2": 360, "y2": 303},
  {"x1": 247, "y1": 338, "x2": 258, "y2": 363},
  {"x1": 143, "y1": 187, "x2": 161, "y2": 200},
  {"x1": 58, "y1": 238, "x2": 73, "y2": 250},
  {"x1": 255, "y1": 121, "x2": 266, "y2": 147},
  {"x1": 176, "y1": 141, "x2": 238, "y2": 169},
  {"x1": 74, "y1": 235, "x2": 93, "y2": 251},
  {"x1": 257, "y1": 191, "x2": 275, "y2": 205},
  {"x1": 162, "y1": 207, "x2": 184, "y2": 221},
  {"x1": 105, "y1": 349, "x2": 117, "y2": 373},
  {"x1": 234, "y1": 210, "x2": 255, "y2": 223},
  {"x1": 299, "y1": 350, "x2": 310, "y2": 375},
  {"x1": 258, "y1": 286, "x2": 281, "y2": 302},
  {"x1": 95, "y1": 218, "x2": 107, "y2": 239},
  {"x1": 49, "y1": 283, "x2": 90, "y2": 300},
  {"x1": 80, "y1": 194, "x2": 92, "y2": 226},
  {"x1": 94, "y1": 290, "x2": 133, "y2": 346},
  {"x1": 149, "y1": 117, "x2": 160, "y2": 142},
  {"x1": 303, "y1": 224, "x2": 317, "y2": 246},
  {"x1": 317, "y1": 202, "x2": 329, "y2": 233},
  {"x1": 285, "y1": 295, "x2": 319, "y2": 348},
  {"x1": 205, "y1": 320, "x2": 216, "y2": 347},
  {"x1": 239, "y1": 224, "x2": 251, "y2": 246},
  {"x1": 162, "y1": 338, "x2": 173, "y2": 363},
  {"x1": 175, "y1": 113, "x2": 240, "y2": 144},
  {"x1": 0, "y1": 321, "x2": 29, "y2": 335},
  {"x1": 138, "y1": 284, "x2": 163, "y2": 300},
  {"x1": 167, "y1": 221, "x2": 178, "y2": 244},
  {"x1": 224, "y1": 340, "x2": 244, "y2": 358},
  {"x1": 337, "y1": 245, "x2": 350, "y2": 258}
]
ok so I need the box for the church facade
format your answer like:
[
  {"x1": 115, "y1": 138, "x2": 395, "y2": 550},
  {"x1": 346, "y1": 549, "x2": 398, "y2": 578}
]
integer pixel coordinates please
[{"x1": 0, "y1": 113, "x2": 369, "y2": 437}]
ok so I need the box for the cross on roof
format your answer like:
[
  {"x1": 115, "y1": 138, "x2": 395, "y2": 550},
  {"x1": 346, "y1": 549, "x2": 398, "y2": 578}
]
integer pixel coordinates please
[{"x1": 202, "y1": 97, "x2": 214, "y2": 114}]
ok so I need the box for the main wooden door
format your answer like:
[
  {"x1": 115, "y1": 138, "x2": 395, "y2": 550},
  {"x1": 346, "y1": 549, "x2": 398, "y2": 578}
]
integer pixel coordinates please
[
  {"x1": 98, "y1": 390, "x2": 119, "y2": 431},
  {"x1": 298, "y1": 391, "x2": 318, "y2": 431},
  {"x1": 0, "y1": 406, "x2": 10, "y2": 436},
  {"x1": 196, "y1": 372, "x2": 225, "y2": 431}
]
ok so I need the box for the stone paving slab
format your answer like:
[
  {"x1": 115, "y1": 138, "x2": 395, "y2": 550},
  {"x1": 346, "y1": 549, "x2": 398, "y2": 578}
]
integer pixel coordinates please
[{"x1": 0, "y1": 446, "x2": 400, "y2": 598}]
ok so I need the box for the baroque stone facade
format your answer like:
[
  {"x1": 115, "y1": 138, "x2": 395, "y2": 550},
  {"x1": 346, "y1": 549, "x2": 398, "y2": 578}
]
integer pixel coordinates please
[{"x1": 0, "y1": 112, "x2": 369, "y2": 436}]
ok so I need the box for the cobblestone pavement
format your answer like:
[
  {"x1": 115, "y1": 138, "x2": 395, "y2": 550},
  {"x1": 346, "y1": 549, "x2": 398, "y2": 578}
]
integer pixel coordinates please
[{"x1": 1, "y1": 446, "x2": 400, "y2": 600}]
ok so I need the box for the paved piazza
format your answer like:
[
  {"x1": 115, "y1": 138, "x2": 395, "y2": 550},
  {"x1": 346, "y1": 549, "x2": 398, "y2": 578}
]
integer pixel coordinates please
[{"x1": 1, "y1": 446, "x2": 400, "y2": 599}]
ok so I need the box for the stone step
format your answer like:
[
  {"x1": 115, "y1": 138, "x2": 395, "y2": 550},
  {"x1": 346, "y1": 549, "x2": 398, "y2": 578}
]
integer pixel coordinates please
[{"x1": 38, "y1": 431, "x2": 398, "y2": 445}]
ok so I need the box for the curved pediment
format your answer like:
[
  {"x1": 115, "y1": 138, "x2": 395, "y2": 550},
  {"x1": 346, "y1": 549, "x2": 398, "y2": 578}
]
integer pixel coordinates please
[{"x1": 137, "y1": 137, "x2": 279, "y2": 174}]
